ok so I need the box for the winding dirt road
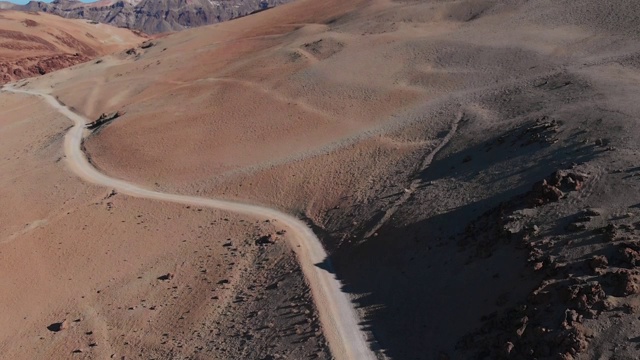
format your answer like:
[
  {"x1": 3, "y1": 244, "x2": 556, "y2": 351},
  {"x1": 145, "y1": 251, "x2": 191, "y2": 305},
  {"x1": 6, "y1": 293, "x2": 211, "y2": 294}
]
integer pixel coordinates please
[{"x1": 2, "y1": 85, "x2": 377, "y2": 360}]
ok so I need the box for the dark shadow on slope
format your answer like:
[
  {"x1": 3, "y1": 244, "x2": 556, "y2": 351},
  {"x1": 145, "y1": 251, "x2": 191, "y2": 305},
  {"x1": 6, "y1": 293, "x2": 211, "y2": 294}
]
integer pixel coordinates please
[
  {"x1": 311, "y1": 132, "x2": 602, "y2": 359},
  {"x1": 307, "y1": 65, "x2": 625, "y2": 358},
  {"x1": 316, "y1": 196, "x2": 540, "y2": 359}
]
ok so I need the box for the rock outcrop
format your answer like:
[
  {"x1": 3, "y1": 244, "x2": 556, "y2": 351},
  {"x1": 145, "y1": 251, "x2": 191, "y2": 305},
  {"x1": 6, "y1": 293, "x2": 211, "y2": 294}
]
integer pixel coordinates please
[
  {"x1": 0, "y1": 10, "x2": 142, "y2": 84},
  {"x1": 6, "y1": 0, "x2": 294, "y2": 34}
]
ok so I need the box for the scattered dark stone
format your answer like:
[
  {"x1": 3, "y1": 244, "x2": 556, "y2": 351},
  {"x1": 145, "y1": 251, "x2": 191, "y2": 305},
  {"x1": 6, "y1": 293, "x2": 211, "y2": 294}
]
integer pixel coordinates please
[
  {"x1": 620, "y1": 246, "x2": 640, "y2": 267},
  {"x1": 157, "y1": 273, "x2": 174, "y2": 281},
  {"x1": 588, "y1": 255, "x2": 608, "y2": 271},
  {"x1": 598, "y1": 224, "x2": 619, "y2": 241},
  {"x1": 574, "y1": 215, "x2": 592, "y2": 223},
  {"x1": 22, "y1": 19, "x2": 38, "y2": 27},
  {"x1": 562, "y1": 281, "x2": 605, "y2": 311},
  {"x1": 527, "y1": 170, "x2": 587, "y2": 207},
  {"x1": 567, "y1": 222, "x2": 587, "y2": 232},
  {"x1": 563, "y1": 309, "x2": 583, "y2": 327},
  {"x1": 606, "y1": 270, "x2": 640, "y2": 296},
  {"x1": 529, "y1": 224, "x2": 540, "y2": 234},
  {"x1": 515, "y1": 116, "x2": 561, "y2": 146},
  {"x1": 583, "y1": 208, "x2": 601, "y2": 217},
  {"x1": 529, "y1": 179, "x2": 564, "y2": 206},
  {"x1": 47, "y1": 320, "x2": 68, "y2": 332},
  {"x1": 255, "y1": 234, "x2": 275, "y2": 246},
  {"x1": 504, "y1": 342, "x2": 514, "y2": 355},
  {"x1": 86, "y1": 111, "x2": 122, "y2": 130}
]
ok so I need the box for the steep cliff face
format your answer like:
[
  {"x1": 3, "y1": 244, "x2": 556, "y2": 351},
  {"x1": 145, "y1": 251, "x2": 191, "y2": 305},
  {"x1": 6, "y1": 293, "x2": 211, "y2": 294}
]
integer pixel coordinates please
[{"x1": 8, "y1": 0, "x2": 292, "y2": 34}]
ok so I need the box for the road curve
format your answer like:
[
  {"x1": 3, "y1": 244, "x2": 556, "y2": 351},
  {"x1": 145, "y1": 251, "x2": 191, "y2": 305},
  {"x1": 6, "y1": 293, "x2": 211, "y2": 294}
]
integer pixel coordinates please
[{"x1": 2, "y1": 85, "x2": 377, "y2": 360}]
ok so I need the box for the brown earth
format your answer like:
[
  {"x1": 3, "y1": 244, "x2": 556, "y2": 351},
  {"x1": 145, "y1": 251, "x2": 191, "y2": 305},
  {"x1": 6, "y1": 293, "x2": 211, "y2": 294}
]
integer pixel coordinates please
[
  {"x1": 0, "y1": 92, "x2": 328, "y2": 359},
  {"x1": 0, "y1": 10, "x2": 143, "y2": 84},
  {"x1": 7, "y1": 0, "x2": 640, "y2": 359}
]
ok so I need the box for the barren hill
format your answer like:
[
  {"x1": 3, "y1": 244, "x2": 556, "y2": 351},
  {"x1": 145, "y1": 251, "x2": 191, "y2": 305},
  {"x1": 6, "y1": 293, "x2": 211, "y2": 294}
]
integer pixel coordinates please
[
  {"x1": 5, "y1": 0, "x2": 293, "y2": 34},
  {"x1": 0, "y1": 10, "x2": 143, "y2": 83},
  {"x1": 5, "y1": 0, "x2": 640, "y2": 359}
]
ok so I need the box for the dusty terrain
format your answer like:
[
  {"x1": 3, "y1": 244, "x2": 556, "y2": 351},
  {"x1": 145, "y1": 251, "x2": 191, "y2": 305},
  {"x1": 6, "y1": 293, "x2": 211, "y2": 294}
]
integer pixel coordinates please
[
  {"x1": 6, "y1": 0, "x2": 640, "y2": 359},
  {"x1": 0, "y1": 92, "x2": 329, "y2": 359},
  {"x1": 0, "y1": 10, "x2": 143, "y2": 84}
]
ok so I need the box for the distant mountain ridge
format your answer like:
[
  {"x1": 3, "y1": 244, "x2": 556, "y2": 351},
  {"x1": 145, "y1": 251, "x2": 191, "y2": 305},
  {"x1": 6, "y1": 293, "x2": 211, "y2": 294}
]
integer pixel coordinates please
[{"x1": 1, "y1": 0, "x2": 292, "y2": 34}]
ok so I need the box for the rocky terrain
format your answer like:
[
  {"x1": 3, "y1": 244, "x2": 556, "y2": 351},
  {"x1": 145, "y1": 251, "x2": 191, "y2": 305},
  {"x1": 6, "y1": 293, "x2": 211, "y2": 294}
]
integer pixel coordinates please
[
  {"x1": 2, "y1": 0, "x2": 294, "y2": 34},
  {"x1": 0, "y1": 10, "x2": 143, "y2": 84},
  {"x1": 6, "y1": 0, "x2": 640, "y2": 359}
]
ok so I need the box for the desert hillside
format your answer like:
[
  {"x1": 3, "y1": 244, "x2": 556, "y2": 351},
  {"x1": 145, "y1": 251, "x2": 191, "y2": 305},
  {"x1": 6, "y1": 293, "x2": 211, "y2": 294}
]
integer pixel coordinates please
[
  {"x1": 0, "y1": 10, "x2": 143, "y2": 83},
  {"x1": 5, "y1": 0, "x2": 640, "y2": 359},
  {"x1": 0, "y1": 92, "x2": 328, "y2": 359}
]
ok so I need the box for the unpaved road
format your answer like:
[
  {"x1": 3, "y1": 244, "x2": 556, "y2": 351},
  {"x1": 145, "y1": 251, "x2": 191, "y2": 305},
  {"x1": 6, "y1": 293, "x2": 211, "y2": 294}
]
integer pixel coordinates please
[{"x1": 2, "y1": 85, "x2": 378, "y2": 360}]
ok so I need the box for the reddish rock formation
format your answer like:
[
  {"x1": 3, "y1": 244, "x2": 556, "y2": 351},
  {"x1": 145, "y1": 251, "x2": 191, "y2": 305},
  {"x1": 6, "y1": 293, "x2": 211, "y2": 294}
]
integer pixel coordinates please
[
  {"x1": 0, "y1": 11, "x2": 142, "y2": 84},
  {"x1": 527, "y1": 170, "x2": 587, "y2": 207},
  {"x1": 1, "y1": 53, "x2": 90, "y2": 83},
  {"x1": 588, "y1": 255, "x2": 608, "y2": 272}
]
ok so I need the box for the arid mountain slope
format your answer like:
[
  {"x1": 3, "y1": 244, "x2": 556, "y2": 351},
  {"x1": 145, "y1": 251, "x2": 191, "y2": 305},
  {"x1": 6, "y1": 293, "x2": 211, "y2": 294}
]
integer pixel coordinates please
[
  {"x1": 8, "y1": 0, "x2": 640, "y2": 359},
  {"x1": 6, "y1": 0, "x2": 293, "y2": 34},
  {"x1": 0, "y1": 10, "x2": 143, "y2": 83},
  {"x1": 0, "y1": 90, "x2": 329, "y2": 359}
]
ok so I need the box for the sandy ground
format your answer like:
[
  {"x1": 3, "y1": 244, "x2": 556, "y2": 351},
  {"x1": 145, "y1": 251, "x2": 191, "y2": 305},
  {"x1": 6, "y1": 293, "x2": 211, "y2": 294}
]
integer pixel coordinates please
[{"x1": 7, "y1": 0, "x2": 640, "y2": 358}]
